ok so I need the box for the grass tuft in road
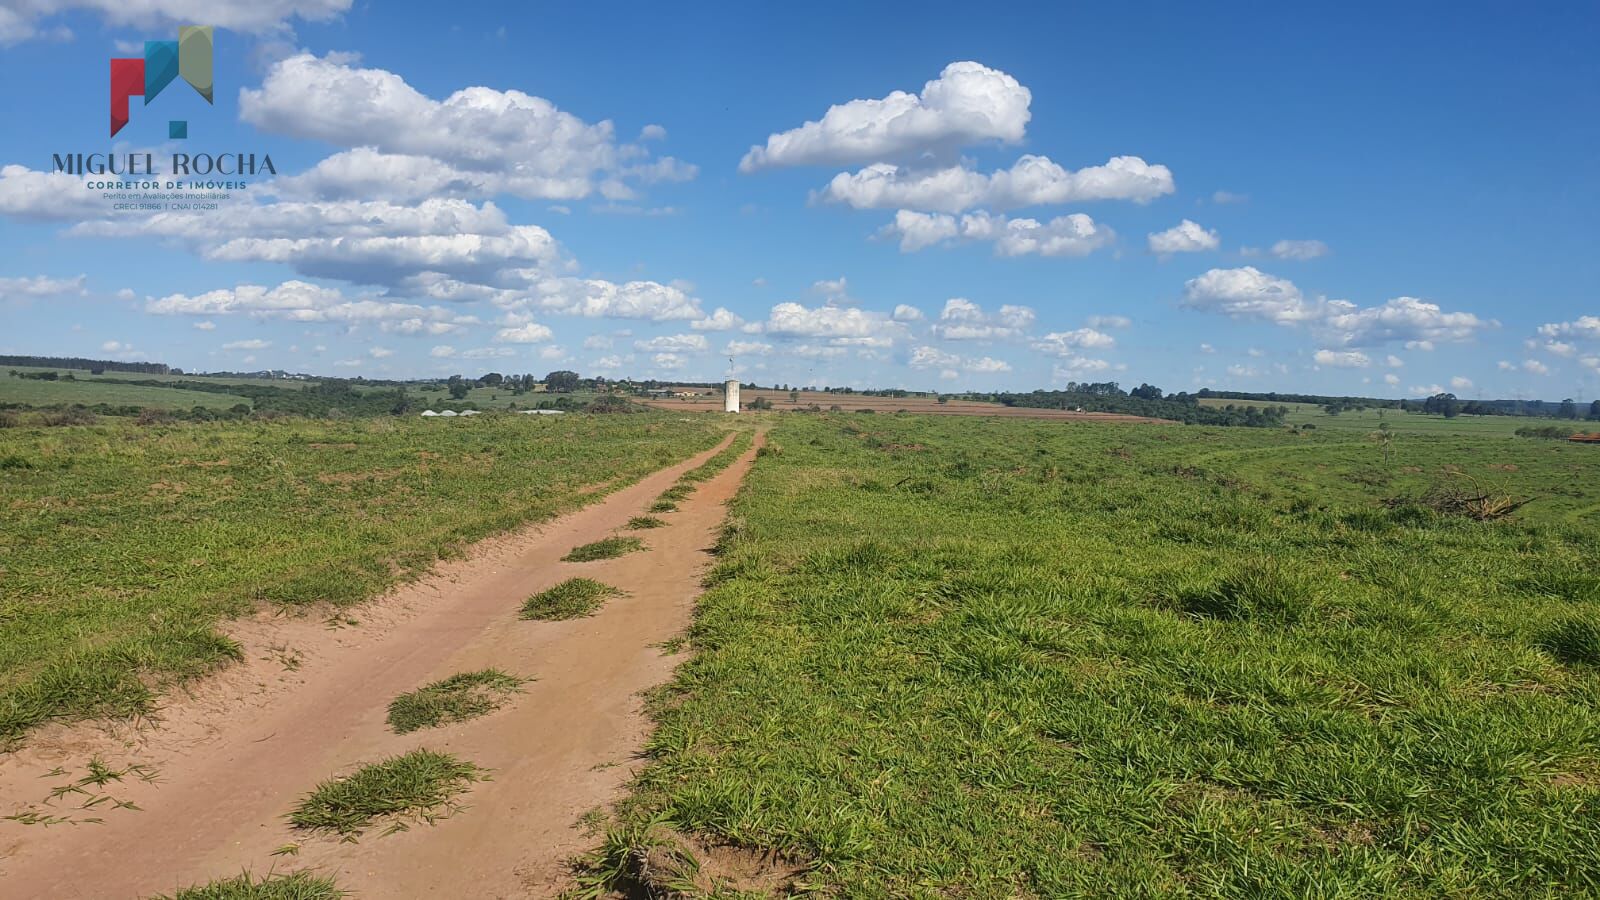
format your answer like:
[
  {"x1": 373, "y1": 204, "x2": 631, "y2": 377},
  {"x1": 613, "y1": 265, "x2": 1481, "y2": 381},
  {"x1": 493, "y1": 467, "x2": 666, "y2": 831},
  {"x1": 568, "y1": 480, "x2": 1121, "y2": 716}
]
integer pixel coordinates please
[
  {"x1": 656, "y1": 484, "x2": 694, "y2": 503},
  {"x1": 678, "y1": 431, "x2": 754, "y2": 483},
  {"x1": 626, "y1": 516, "x2": 666, "y2": 530},
  {"x1": 521, "y1": 578, "x2": 625, "y2": 621},
  {"x1": 289, "y1": 749, "x2": 483, "y2": 837},
  {"x1": 386, "y1": 669, "x2": 525, "y2": 733},
  {"x1": 562, "y1": 537, "x2": 644, "y2": 563},
  {"x1": 152, "y1": 870, "x2": 344, "y2": 899}
]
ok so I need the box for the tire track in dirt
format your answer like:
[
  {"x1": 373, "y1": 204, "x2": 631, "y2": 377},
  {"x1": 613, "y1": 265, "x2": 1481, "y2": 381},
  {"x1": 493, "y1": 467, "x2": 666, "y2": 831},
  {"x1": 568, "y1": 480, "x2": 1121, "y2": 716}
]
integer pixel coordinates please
[{"x1": 0, "y1": 429, "x2": 764, "y2": 898}]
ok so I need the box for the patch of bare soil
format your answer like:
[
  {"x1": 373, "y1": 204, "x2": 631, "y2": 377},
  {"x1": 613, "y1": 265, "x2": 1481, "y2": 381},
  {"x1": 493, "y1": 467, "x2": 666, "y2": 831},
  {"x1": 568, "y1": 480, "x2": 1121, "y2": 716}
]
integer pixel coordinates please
[
  {"x1": 0, "y1": 431, "x2": 761, "y2": 899},
  {"x1": 627, "y1": 828, "x2": 813, "y2": 898}
]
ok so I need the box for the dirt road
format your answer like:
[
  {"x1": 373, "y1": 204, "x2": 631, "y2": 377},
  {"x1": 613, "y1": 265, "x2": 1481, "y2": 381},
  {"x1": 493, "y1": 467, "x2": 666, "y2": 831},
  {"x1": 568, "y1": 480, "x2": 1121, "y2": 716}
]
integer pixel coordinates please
[{"x1": 0, "y1": 430, "x2": 761, "y2": 898}]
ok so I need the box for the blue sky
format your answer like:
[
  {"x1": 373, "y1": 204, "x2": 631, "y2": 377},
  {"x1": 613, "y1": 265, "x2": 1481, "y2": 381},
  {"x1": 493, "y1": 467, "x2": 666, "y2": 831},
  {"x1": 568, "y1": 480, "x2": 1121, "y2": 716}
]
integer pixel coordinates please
[{"x1": 1, "y1": 1, "x2": 1597, "y2": 399}]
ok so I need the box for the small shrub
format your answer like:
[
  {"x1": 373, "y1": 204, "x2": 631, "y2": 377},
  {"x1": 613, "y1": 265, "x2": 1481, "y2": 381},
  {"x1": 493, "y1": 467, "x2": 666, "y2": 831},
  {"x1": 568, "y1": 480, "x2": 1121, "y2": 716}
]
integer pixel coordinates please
[
  {"x1": 0, "y1": 410, "x2": 19, "y2": 428},
  {"x1": 521, "y1": 577, "x2": 624, "y2": 620},
  {"x1": 1168, "y1": 561, "x2": 1320, "y2": 625},
  {"x1": 658, "y1": 484, "x2": 693, "y2": 502},
  {"x1": 152, "y1": 871, "x2": 345, "y2": 900},
  {"x1": 38, "y1": 408, "x2": 97, "y2": 426},
  {"x1": 1389, "y1": 474, "x2": 1531, "y2": 521},
  {"x1": 289, "y1": 749, "x2": 483, "y2": 837},
  {"x1": 563, "y1": 536, "x2": 644, "y2": 562},
  {"x1": 1516, "y1": 425, "x2": 1576, "y2": 440},
  {"x1": 627, "y1": 516, "x2": 666, "y2": 529},
  {"x1": 387, "y1": 669, "x2": 524, "y2": 733},
  {"x1": 587, "y1": 395, "x2": 640, "y2": 414},
  {"x1": 649, "y1": 500, "x2": 678, "y2": 513},
  {"x1": 1537, "y1": 617, "x2": 1600, "y2": 667}
]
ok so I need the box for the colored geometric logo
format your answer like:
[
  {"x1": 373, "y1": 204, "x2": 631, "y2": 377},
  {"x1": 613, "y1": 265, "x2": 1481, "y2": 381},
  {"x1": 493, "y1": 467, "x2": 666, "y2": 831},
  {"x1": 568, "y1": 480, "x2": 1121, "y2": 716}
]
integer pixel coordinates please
[{"x1": 110, "y1": 26, "x2": 213, "y2": 138}]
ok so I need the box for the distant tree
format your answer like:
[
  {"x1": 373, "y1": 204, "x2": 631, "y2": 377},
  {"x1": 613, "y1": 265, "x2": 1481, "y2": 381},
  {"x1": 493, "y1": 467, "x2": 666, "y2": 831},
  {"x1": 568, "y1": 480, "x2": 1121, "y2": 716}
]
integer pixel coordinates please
[
  {"x1": 1558, "y1": 398, "x2": 1579, "y2": 420},
  {"x1": 545, "y1": 370, "x2": 581, "y2": 392},
  {"x1": 788, "y1": 389, "x2": 800, "y2": 404},
  {"x1": 1423, "y1": 393, "x2": 1461, "y2": 418},
  {"x1": 748, "y1": 396, "x2": 773, "y2": 410},
  {"x1": 480, "y1": 372, "x2": 504, "y2": 387},
  {"x1": 1591, "y1": 400, "x2": 1600, "y2": 421},
  {"x1": 448, "y1": 381, "x2": 471, "y2": 400},
  {"x1": 586, "y1": 394, "x2": 635, "y2": 413},
  {"x1": 1371, "y1": 421, "x2": 1394, "y2": 465},
  {"x1": 1130, "y1": 383, "x2": 1164, "y2": 400}
]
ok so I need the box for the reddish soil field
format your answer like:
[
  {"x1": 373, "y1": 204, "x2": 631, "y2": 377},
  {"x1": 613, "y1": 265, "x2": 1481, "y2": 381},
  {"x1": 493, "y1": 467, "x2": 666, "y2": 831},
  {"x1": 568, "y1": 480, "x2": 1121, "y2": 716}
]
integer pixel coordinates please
[{"x1": 641, "y1": 388, "x2": 1167, "y2": 423}]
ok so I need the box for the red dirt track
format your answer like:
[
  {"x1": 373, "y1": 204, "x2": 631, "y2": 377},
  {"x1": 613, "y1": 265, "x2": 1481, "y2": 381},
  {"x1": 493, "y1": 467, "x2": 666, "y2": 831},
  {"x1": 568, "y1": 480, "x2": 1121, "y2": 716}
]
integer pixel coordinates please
[{"x1": 0, "y1": 431, "x2": 762, "y2": 898}]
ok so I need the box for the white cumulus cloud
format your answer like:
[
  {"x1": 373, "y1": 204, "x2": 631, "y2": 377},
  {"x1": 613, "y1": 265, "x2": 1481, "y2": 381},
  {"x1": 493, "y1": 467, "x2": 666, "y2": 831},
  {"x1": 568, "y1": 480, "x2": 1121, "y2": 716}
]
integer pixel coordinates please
[
  {"x1": 1, "y1": 0, "x2": 347, "y2": 46},
  {"x1": 1271, "y1": 239, "x2": 1330, "y2": 260},
  {"x1": 1538, "y1": 316, "x2": 1600, "y2": 342},
  {"x1": 245, "y1": 53, "x2": 694, "y2": 203},
  {"x1": 740, "y1": 61, "x2": 1031, "y2": 171},
  {"x1": 0, "y1": 273, "x2": 87, "y2": 297},
  {"x1": 634, "y1": 333, "x2": 708, "y2": 353},
  {"x1": 931, "y1": 298, "x2": 1035, "y2": 341},
  {"x1": 1182, "y1": 267, "x2": 1494, "y2": 348},
  {"x1": 1313, "y1": 349, "x2": 1370, "y2": 369},
  {"x1": 494, "y1": 322, "x2": 554, "y2": 343},
  {"x1": 883, "y1": 209, "x2": 1115, "y2": 258},
  {"x1": 819, "y1": 154, "x2": 1173, "y2": 213},
  {"x1": 1148, "y1": 219, "x2": 1219, "y2": 255}
]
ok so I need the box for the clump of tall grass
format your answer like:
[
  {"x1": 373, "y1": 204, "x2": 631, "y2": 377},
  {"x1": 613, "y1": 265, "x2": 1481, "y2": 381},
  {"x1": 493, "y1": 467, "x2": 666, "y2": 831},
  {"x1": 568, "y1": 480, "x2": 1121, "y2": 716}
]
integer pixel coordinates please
[
  {"x1": 1516, "y1": 425, "x2": 1576, "y2": 440},
  {"x1": 562, "y1": 537, "x2": 644, "y2": 563},
  {"x1": 152, "y1": 871, "x2": 345, "y2": 899},
  {"x1": 1166, "y1": 560, "x2": 1320, "y2": 625},
  {"x1": 289, "y1": 750, "x2": 483, "y2": 837},
  {"x1": 386, "y1": 669, "x2": 524, "y2": 733},
  {"x1": 1537, "y1": 617, "x2": 1600, "y2": 667},
  {"x1": 521, "y1": 577, "x2": 625, "y2": 620}
]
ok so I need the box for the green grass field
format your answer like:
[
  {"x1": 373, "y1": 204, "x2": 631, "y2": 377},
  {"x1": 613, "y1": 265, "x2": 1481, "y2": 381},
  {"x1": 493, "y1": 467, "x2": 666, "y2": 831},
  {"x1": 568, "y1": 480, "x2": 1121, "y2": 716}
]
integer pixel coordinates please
[
  {"x1": 0, "y1": 374, "x2": 253, "y2": 410},
  {"x1": 1198, "y1": 398, "x2": 1548, "y2": 435},
  {"x1": 0, "y1": 413, "x2": 722, "y2": 744},
  {"x1": 599, "y1": 413, "x2": 1600, "y2": 897}
]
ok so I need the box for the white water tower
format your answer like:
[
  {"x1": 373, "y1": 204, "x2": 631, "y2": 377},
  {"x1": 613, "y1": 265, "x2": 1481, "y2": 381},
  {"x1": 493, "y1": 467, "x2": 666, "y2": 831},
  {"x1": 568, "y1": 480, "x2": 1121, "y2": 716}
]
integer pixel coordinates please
[{"x1": 723, "y1": 379, "x2": 741, "y2": 413}]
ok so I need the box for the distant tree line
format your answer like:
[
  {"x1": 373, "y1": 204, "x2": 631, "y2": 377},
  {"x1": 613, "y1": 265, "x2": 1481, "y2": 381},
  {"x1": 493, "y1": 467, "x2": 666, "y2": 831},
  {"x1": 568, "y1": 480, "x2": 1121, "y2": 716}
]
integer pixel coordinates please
[
  {"x1": 1198, "y1": 388, "x2": 1586, "y2": 419},
  {"x1": 0, "y1": 355, "x2": 171, "y2": 375},
  {"x1": 87, "y1": 376, "x2": 416, "y2": 417},
  {"x1": 975, "y1": 384, "x2": 1288, "y2": 427}
]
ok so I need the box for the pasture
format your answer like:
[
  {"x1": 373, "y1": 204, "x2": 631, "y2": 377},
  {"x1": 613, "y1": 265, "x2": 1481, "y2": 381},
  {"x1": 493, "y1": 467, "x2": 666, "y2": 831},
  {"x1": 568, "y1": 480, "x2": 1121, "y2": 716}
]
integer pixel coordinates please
[
  {"x1": 0, "y1": 413, "x2": 722, "y2": 744},
  {"x1": 0, "y1": 371, "x2": 253, "y2": 410},
  {"x1": 599, "y1": 413, "x2": 1600, "y2": 896}
]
